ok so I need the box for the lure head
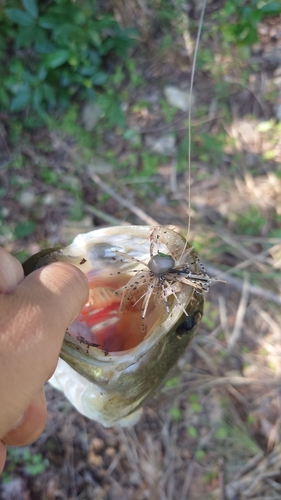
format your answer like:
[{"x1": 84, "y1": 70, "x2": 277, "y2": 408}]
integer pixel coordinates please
[
  {"x1": 23, "y1": 226, "x2": 204, "y2": 426},
  {"x1": 148, "y1": 252, "x2": 175, "y2": 275}
]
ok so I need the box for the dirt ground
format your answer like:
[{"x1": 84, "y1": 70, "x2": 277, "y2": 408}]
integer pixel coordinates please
[{"x1": 1, "y1": 2, "x2": 281, "y2": 499}]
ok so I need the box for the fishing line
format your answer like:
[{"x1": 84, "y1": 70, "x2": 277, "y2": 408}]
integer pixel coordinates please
[{"x1": 186, "y1": 0, "x2": 207, "y2": 242}]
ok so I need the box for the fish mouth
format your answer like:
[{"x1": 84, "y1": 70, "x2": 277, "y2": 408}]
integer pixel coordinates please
[
  {"x1": 68, "y1": 258, "x2": 162, "y2": 353},
  {"x1": 23, "y1": 225, "x2": 204, "y2": 426},
  {"x1": 62, "y1": 225, "x2": 199, "y2": 355}
]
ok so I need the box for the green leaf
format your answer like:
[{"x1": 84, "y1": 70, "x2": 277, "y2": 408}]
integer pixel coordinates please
[
  {"x1": 260, "y1": 2, "x2": 281, "y2": 14},
  {"x1": 14, "y1": 221, "x2": 36, "y2": 238},
  {"x1": 42, "y1": 83, "x2": 56, "y2": 105},
  {"x1": 188, "y1": 426, "x2": 198, "y2": 438},
  {"x1": 6, "y1": 8, "x2": 34, "y2": 26},
  {"x1": 10, "y1": 85, "x2": 31, "y2": 111},
  {"x1": 107, "y1": 101, "x2": 125, "y2": 128},
  {"x1": 15, "y1": 25, "x2": 37, "y2": 49},
  {"x1": 54, "y1": 23, "x2": 85, "y2": 44},
  {"x1": 21, "y1": 0, "x2": 38, "y2": 19},
  {"x1": 0, "y1": 87, "x2": 9, "y2": 108},
  {"x1": 91, "y1": 72, "x2": 108, "y2": 86},
  {"x1": 24, "y1": 461, "x2": 46, "y2": 475},
  {"x1": 35, "y1": 40, "x2": 55, "y2": 54},
  {"x1": 33, "y1": 86, "x2": 43, "y2": 107},
  {"x1": 215, "y1": 425, "x2": 229, "y2": 440},
  {"x1": 195, "y1": 449, "x2": 206, "y2": 462},
  {"x1": 191, "y1": 402, "x2": 202, "y2": 413},
  {"x1": 45, "y1": 50, "x2": 70, "y2": 69},
  {"x1": 165, "y1": 377, "x2": 180, "y2": 388},
  {"x1": 38, "y1": 14, "x2": 61, "y2": 29},
  {"x1": 37, "y1": 66, "x2": 47, "y2": 81},
  {"x1": 32, "y1": 87, "x2": 49, "y2": 122},
  {"x1": 170, "y1": 407, "x2": 182, "y2": 421}
]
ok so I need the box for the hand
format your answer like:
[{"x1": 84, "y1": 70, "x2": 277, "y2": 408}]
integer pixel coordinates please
[{"x1": 0, "y1": 248, "x2": 88, "y2": 473}]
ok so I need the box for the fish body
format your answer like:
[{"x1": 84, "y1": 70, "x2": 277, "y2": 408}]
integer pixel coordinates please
[{"x1": 23, "y1": 226, "x2": 205, "y2": 426}]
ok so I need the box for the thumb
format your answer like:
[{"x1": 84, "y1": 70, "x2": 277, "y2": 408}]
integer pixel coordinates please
[{"x1": 0, "y1": 262, "x2": 89, "y2": 437}]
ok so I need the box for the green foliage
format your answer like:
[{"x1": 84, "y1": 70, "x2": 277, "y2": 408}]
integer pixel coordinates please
[
  {"x1": 234, "y1": 206, "x2": 265, "y2": 236},
  {"x1": 69, "y1": 199, "x2": 84, "y2": 221},
  {"x1": 140, "y1": 152, "x2": 161, "y2": 176},
  {"x1": 160, "y1": 98, "x2": 178, "y2": 123},
  {"x1": 194, "y1": 449, "x2": 206, "y2": 462},
  {"x1": 14, "y1": 220, "x2": 36, "y2": 238},
  {"x1": 0, "y1": 0, "x2": 136, "y2": 121},
  {"x1": 165, "y1": 376, "x2": 180, "y2": 389},
  {"x1": 194, "y1": 132, "x2": 225, "y2": 167},
  {"x1": 169, "y1": 406, "x2": 182, "y2": 421},
  {"x1": 215, "y1": 421, "x2": 259, "y2": 453},
  {"x1": 2, "y1": 446, "x2": 49, "y2": 483},
  {"x1": 204, "y1": 470, "x2": 218, "y2": 484},
  {"x1": 189, "y1": 394, "x2": 202, "y2": 413},
  {"x1": 201, "y1": 302, "x2": 218, "y2": 330},
  {"x1": 212, "y1": 0, "x2": 281, "y2": 46},
  {"x1": 96, "y1": 89, "x2": 126, "y2": 128},
  {"x1": 187, "y1": 425, "x2": 198, "y2": 439}
]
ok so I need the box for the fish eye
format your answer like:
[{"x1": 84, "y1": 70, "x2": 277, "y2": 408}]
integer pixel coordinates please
[{"x1": 148, "y1": 254, "x2": 175, "y2": 275}]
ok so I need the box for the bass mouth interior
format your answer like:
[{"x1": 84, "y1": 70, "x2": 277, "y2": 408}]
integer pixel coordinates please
[{"x1": 67, "y1": 267, "x2": 165, "y2": 353}]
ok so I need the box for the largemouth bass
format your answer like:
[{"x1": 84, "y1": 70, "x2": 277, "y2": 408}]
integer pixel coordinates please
[{"x1": 23, "y1": 226, "x2": 207, "y2": 427}]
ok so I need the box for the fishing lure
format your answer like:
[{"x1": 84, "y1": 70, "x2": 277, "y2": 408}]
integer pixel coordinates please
[{"x1": 114, "y1": 226, "x2": 212, "y2": 319}]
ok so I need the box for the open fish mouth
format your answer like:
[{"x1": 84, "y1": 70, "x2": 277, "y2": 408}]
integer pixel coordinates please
[{"x1": 23, "y1": 226, "x2": 205, "y2": 427}]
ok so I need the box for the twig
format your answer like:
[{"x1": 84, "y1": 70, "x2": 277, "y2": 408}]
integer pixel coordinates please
[
  {"x1": 182, "y1": 375, "x2": 281, "y2": 390},
  {"x1": 227, "y1": 272, "x2": 250, "y2": 353},
  {"x1": 250, "y1": 302, "x2": 281, "y2": 336},
  {"x1": 84, "y1": 203, "x2": 130, "y2": 226},
  {"x1": 205, "y1": 263, "x2": 281, "y2": 306},
  {"x1": 218, "y1": 295, "x2": 230, "y2": 341},
  {"x1": 138, "y1": 112, "x2": 223, "y2": 135},
  {"x1": 180, "y1": 460, "x2": 195, "y2": 500},
  {"x1": 219, "y1": 459, "x2": 226, "y2": 500},
  {"x1": 169, "y1": 160, "x2": 178, "y2": 194},
  {"x1": 226, "y1": 384, "x2": 250, "y2": 406},
  {"x1": 192, "y1": 343, "x2": 218, "y2": 375},
  {"x1": 88, "y1": 171, "x2": 159, "y2": 226},
  {"x1": 230, "y1": 451, "x2": 264, "y2": 481},
  {"x1": 215, "y1": 229, "x2": 270, "y2": 273}
]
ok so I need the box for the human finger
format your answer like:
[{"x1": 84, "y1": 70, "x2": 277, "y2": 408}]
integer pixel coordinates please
[
  {"x1": 0, "y1": 441, "x2": 6, "y2": 475},
  {"x1": 0, "y1": 262, "x2": 88, "y2": 438},
  {"x1": 0, "y1": 248, "x2": 24, "y2": 293},
  {"x1": 2, "y1": 388, "x2": 47, "y2": 447}
]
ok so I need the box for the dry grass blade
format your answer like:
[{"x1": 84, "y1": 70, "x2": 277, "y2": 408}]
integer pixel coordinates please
[
  {"x1": 218, "y1": 295, "x2": 230, "y2": 341},
  {"x1": 218, "y1": 443, "x2": 281, "y2": 498},
  {"x1": 179, "y1": 460, "x2": 195, "y2": 500},
  {"x1": 227, "y1": 272, "x2": 250, "y2": 353},
  {"x1": 215, "y1": 229, "x2": 271, "y2": 273},
  {"x1": 84, "y1": 203, "x2": 130, "y2": 226},
  {"x1": 188, "y1": 375, "x2": 281, "y2": 390},
  {"x1": 205, "y1": 264, "x2": 281, "y2": 306},
  {"x1": 192, "y1": 343, "x2": 218, "y2": 375},
  {"x1": 251, "y1": 302, "x2": 281, "y2": 336},
  {"x1": 88, "y1": 170, "x2": 159, "y2": 226}
]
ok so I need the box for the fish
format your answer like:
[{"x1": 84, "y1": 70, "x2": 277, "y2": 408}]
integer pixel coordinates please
[{"x1": 23, "y1": 225, "x2": 207, "y2": 427}]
